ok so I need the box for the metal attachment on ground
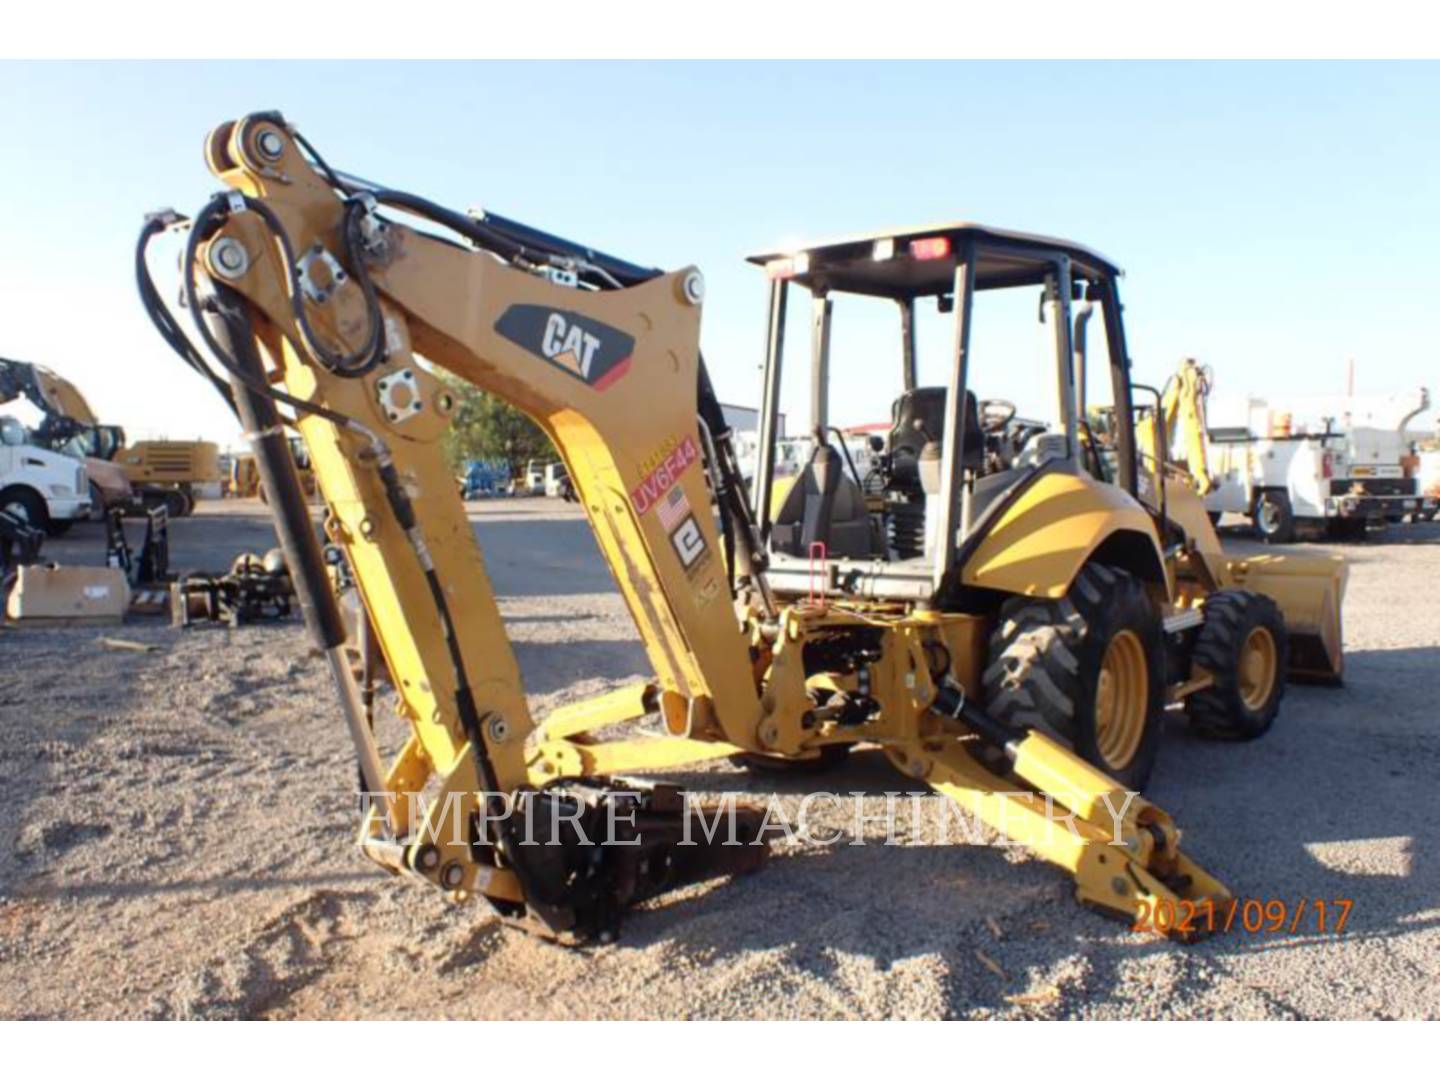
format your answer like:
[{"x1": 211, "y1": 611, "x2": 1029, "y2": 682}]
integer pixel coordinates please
[
  {"x1": 171, "y1": 549, "x2": 295, "y2": 628},
  {"x1": 106, "y1": 505, "x2": 172, "y2": 615},
  {"x1": 0, "y1": 506, "x2": 44, "y2": 590}
]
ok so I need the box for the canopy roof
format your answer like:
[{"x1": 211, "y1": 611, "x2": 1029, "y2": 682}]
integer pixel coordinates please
[{"x1": 746, "y1": 222, "x2": 1122, "y2": 298}]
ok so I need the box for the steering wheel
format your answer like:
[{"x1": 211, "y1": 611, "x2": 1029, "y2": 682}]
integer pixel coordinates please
[{"x1": 979, "y1": 399, "x2": 1017, "y2": 432}]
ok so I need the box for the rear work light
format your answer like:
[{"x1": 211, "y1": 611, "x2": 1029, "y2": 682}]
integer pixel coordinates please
[
  {"x1": 909, "y1": 236, "x2": 951, "y2": 260},
  {"x1": 765, "y1": 253, "x2": 810, "y2": 280}
]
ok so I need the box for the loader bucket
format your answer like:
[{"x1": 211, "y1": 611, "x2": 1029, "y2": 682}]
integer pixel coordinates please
[{"x1": 1226, "y1": 553, "x2": 1348, "y2": 684}]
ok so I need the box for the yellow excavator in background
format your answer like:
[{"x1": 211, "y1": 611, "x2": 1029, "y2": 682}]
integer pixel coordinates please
[
  {"x1": 137, "y1": 112, "x2": 1347, "y2": 944},
  {"x1": 1, "y1": 356, "x2": 132, "y2": 511},
  {"x1": 0, "y1": 356, "x2": 220, "y2": 517}
]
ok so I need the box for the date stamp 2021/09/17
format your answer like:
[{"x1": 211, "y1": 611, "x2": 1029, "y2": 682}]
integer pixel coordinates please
[{"x1": 1133, "y1": 898, "x2": 1354, "y2": 936}]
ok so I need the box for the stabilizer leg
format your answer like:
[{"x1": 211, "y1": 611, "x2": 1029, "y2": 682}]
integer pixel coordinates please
[{"x1": 907, "y1": 684, "x2": 1232, "y2": 938}]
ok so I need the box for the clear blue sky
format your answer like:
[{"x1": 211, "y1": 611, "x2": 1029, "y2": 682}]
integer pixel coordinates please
[{"x1": 1, "y1": 61, "x2": 1436, "y2": 445}]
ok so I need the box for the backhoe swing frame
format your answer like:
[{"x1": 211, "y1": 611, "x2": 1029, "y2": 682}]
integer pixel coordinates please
[{"x1": 146, "y1": 111, "x2": 1234, "y2": 943}]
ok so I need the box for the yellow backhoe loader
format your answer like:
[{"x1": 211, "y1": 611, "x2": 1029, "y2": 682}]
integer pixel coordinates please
[
  {"x1": 1124, "y1": 357, "x2": 1345, "y2": 680},
  {"x1": 137, "y1": 112, "x2": 1347, "y2": 945},
  {"x1": 1136, "y1": 358, "x2": 1217, "y2": 495}
]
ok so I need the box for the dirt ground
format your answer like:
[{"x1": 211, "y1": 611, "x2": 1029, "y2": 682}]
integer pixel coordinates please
[{"x1": 2, "y1": 498, "x2": 1437, "y2": 1019}]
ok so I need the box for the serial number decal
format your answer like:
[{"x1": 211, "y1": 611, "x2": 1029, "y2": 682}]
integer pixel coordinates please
[
  {"x1": 631, "y1": 435, "x2": 700, "y2": 515},
  {"x1": 1132, "y1": 897, "x2": 1354, "y2": 936},
  {"x1": 493, "y1": 305, "x2": 635, "y2": 391}
]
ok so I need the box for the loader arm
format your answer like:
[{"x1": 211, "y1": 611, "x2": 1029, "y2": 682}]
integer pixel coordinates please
[{"x1": 142, "y1": 112, "x2": 1237, "y2": 942}]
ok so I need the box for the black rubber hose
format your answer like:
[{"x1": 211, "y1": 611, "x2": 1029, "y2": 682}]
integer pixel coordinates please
[
  {"x1": 180, "y1": 197, "x2": 354, "y2": 427},
  {"x1": 187, "y1": 193, "x2": 385, "y2": 383},
  {"x1": 135, "y1": 216, "x2": 238, "y2": 412}
]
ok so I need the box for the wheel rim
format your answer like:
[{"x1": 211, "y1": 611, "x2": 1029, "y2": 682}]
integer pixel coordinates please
[
  {"x1": 4, "y1": 500, "x2": 31, "y2": 523},
  {"x1": 1258, "y1": 501, "x2": 1279, "y2": 533},
  {"x1": 1238, "y1": 626, "x2": 1279, "y2": 710},
  {"x1": 1094, "y1": 629, "x2": 1149, "y2": 771}
]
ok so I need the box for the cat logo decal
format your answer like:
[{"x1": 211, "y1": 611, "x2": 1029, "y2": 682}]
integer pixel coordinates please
[{"x1": 494, "y1": 305, "x2": 634, "y2": 391}]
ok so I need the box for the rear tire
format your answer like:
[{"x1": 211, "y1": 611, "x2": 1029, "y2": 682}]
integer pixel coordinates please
[
  {"x1": 984, "y1": 564, "x2": 1164, "y2": 791},
  {"x1": 1186, "y1": 590, "x2": 1288, "y2": 741},
  {"x1": 1254, "y1": 490, "x2": 1296, "y2": 544},
  {"x1": 162, "y1": 489, "x2": 190, "y2": 518}
]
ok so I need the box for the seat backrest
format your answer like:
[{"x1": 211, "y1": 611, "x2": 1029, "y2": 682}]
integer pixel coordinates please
[
  {"x1": 772, "y1": 442, "x2": 880, "y2": 559},
  {"x1": 888, "y1": 388, "x2": 984, "y2": 471}
]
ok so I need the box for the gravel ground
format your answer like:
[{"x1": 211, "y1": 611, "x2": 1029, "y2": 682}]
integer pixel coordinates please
[{"x1": 1, "y1": 498, "x2": 1436, "y2": 1019}]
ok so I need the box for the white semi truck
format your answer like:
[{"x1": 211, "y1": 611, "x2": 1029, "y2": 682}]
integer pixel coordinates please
[
  {"x1": 1203, "y1": 389, "x2": 1433, "y2": 541},
  {"x1": 0, "y1": 416, "x2": 93, "y2": 535}
]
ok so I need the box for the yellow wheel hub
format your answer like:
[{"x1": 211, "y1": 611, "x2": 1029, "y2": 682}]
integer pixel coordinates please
[
  {"x1": 1094, "y1": 629, "x2": 1148, "y2": 771},
  {"x1": 1238, "y1": 626, "x2": 1279, "y2": 711}
]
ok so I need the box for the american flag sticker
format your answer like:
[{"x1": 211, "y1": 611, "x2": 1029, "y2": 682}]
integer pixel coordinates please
[{"x1": 656, "y1": 484, "x2": 691, "y2": 532}]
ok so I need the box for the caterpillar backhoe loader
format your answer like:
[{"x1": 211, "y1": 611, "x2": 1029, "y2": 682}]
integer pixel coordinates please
[
  {"x1": 1135, "y1": 357, "x2": 1218, "y2": 495},
  {"x1": 137, "y1": 112, "x2": 1346, "y2": 945}
]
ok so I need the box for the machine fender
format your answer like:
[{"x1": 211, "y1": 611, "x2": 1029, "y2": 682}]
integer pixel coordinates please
[{"x1": 959, "y1": 469, "x2": 1166, "y2": 599}]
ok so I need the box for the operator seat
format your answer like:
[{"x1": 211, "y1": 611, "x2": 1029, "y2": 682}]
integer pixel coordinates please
[
  {"x1": 885, "y1": 388, "x2": 985, "y2": 560},
  {"x1": 888, "y1": 387, "x2": 985, "y2": 484},
  {"x1": 771, "y1": 439, "x2": 881, "y2": 559}
]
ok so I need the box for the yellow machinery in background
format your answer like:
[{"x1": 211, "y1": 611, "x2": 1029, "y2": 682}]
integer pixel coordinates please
[
  {"x1": 117, "y1": 439, "x2": 221, "y2": 517},
  {"x1": 137, "y1": 113, "x2": 1347, "y2": 945},
  {"x1": 0, "y1": 356, "x2": 219, "y2": 517},
  {"x1": 231, "y1": 438, "x2": 318, "y2": 503},
  {"x1": 228, "y1": 452, "x2": 261, "y2": 498},
  {"x1": 1127, "y1": 358, "x2": 1346, "y2": 679},
  {"x1": 0, "y1": 356, "x2": 131, "y2": 511},
  {"x1": 1137, "y1": 358, "x2": 1217, "y2": 494}
]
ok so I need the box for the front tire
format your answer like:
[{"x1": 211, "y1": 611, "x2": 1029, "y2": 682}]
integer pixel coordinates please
[
  {"x1": 984, "y1": 564, "x2": 1165, "y2": 791},
  {"x1": 1254, "y1": 490, "x2": 1296, "y2": 544},
  {"x1": 1186, "y1": 590, "x2": 1288, "y2": 741},
  {"x1": 162, "y1": 489, "x2": 191, "y2": 518},
  {"x1": 1, "y1": 487, "x2": 49, "y2": 535}
]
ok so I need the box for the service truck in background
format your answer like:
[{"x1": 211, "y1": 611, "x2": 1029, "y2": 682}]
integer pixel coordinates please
[
  {"x1": 0, "y1": 415, "x2": 92, "y2": 535},
  {"x1": 1204, "y1": 388, "x2": 1433, "y2": 541}
]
